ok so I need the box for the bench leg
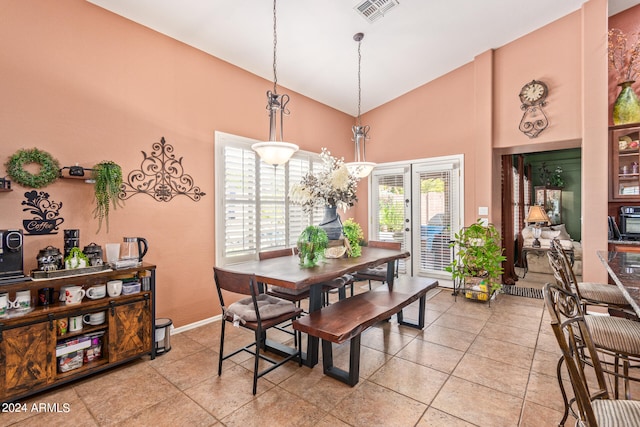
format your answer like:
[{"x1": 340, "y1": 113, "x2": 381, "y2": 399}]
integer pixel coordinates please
[
  {"x1": 396, "y1": 294, "x2": 426, "y2": 329},
  {"x1": 321, "y1": 336, "x2": 361, "y2": 386}
]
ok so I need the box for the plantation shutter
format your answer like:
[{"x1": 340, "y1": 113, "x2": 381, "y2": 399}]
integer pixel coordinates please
[{"x1": 215, "y1": 132, "x2": 321, "y2": 265}]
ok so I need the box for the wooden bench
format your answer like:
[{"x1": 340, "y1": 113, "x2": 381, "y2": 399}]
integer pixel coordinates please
[{"x1": 292, "y1": 276, "x2": 438, "y2": 386}]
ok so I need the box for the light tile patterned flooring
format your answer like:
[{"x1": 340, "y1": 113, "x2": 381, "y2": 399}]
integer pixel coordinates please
[{"x1": 2, "y1": 283, "x2": 581, "y2": 427}]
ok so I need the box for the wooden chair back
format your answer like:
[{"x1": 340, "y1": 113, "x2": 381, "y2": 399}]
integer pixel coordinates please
[
  {"x1": 258, "y1": 247, "x2": 297, "y2": 260},
  {"x1": 367, "y1": 240, "x2": 401, "y2": 251},
  {"x1": 213, "y1": 267, "x2": 260, "y2": 302},
  {"x1": 543, "y1": 283, "x2": 610, "y2": 426}
]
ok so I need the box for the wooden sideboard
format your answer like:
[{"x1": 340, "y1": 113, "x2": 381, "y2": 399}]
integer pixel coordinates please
[{"x1": 0, "y1": 264, "x2": 155, "y2": 402}]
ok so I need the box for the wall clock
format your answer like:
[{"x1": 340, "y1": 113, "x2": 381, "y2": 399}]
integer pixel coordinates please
[{"x1": 518, "y1": 80, "x2": 549, "y2": 138}]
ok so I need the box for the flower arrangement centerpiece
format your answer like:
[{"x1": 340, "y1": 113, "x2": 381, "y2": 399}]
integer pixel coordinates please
[
  {"x1": 608, "y1": 28, "x2": 640, "y2": 124},
  {"x1": 289, "y1": 148, "x2": 359, "y2": 239}
]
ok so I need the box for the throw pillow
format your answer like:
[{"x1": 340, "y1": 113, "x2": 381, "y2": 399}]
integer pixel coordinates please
[
  {"x1": 540, "y1": 229, "x2": 561, "y2": 239},
  {"x1": 551, "y1": 224, "x2": 571, "y2": 240}
]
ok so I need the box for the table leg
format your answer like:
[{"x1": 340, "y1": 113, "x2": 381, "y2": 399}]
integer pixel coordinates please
[
  {"x1": 303, "y1": 283, "x2": 323, "y2": 367},
  {"x1": 386, "y1": 260, "x2": 396, "y2": 285}
]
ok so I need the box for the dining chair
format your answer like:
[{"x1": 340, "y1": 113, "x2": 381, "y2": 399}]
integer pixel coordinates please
[
  {"x1": 543, "y1": 282, "x2": 640, "y2": 426},
  {"x1": 547, "y1": 244, "x2": 640, "y2": 402},
  {"x1": 213, "y1": 266, "x2": 302, "y2": 395},
  {"x1": 352, "y1": 240, "x2": 401, "y2": 290},
  {"x1": 549, "y1": 238, "x2": 635, "y2": 318}
]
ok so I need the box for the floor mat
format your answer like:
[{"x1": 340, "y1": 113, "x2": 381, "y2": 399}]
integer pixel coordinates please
[{"x1": 502, "y1": 286, "x2": 544, "y2": 299}]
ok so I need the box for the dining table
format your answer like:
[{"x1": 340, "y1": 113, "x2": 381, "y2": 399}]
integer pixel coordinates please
[
  {"x1": 597, "y1": 250, "x2": 640, "y2": 317},
  {"x1": 223, "y1": 246, "x2": 410, "y2": 367}
]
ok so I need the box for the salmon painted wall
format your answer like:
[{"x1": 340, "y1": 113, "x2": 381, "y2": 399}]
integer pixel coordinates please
[
  {"x1": 0, "y1": 0, "x2": 354, "y2": 326},
  {"x1": 361, "y1": 0, "x2": 608, "y2": 282}
]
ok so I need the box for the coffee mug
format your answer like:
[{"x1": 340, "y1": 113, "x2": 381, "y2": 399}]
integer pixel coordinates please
[
  {"x1": 57, "y1": 318, "x2": 68, "y2": 335},
  {"x1": 83, "y1": 311, "x2": 105, "y2": 325},
  {"x1": 64, "y1": 286, "x2": 85, "y2": 305},
  {"x1": 107, "y1": 280, "x2": 122, "y2": 297},
  {"x1": 69, "y1": 315, "x2": 83, "y2": 332},
  {"x1": 59, "y1": 285, "x2": 74, "y2": 302},
  {"x1": 38, "y1": 287, "x2": 59, "y2": 306},
  {"x1": 86, "y1": 284, "x2": 106, "y2": 300},
  {"x1": 0, "y1": 293, "x2": 8, "y2": 317},
  {"x1": 9, "y1": 290, "x2": 31, "y2": 310}
]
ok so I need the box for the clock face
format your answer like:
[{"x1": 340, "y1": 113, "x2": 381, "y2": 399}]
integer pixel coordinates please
[{"x1": 520, "y1": 80, "x2": 548, "y2": 106}]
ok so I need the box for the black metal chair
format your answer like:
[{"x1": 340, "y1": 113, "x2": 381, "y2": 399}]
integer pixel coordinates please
[
  {"x1": 544, "y1": 282, "x2": 640, "y2": 426},
  {"x1": 549, "y1": 238, "x2": 635, "y2": 319},
  {"x1": 213, "y1": 266, "x2": 302, "y2": 395},
  {"x1": 352, "y1": 240, "x2": 401, "y2": 290}
]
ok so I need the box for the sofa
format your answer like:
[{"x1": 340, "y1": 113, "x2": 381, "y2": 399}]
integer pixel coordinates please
[{"x1": 521, "y1": 224, "x2": 582, "y2": 276}]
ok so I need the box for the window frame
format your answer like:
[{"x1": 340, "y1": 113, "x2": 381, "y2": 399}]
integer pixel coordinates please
[{"x1": 214, "y1": 131, "x2": 322, "y2": 266}]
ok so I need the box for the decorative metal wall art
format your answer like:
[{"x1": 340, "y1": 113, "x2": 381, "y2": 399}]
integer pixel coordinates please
[
  {"x1": 120, "y1": 137, "x2": 206, "y2": 202},
  {"x1": 21, "y1": 190, "x2": 64, "y2": 235}
]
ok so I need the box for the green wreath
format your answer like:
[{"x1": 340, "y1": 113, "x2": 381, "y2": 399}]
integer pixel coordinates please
[{"x1": 5, "y1": 148, "x2": 60, "y2": 188}]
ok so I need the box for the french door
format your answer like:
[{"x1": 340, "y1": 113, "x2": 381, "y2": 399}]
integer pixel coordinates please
[{"x1": 370, "y1": 156, "x2": 463, "y2": 284}]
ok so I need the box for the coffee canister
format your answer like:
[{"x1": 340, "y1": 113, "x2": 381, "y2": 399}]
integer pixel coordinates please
[
  {"x1": 37, "y1": 246, "x2": 64, "y2": 271},
  {"x1": 83, "y1": 243, "x2": 104, "y2": 266}
]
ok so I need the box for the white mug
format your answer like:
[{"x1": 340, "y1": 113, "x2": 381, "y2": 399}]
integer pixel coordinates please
[
  {"x1": 9, "y1": 290, "x2": 31, "y2": 310},
  {"x1": 0, "y1": 293, "x2": 8, "y2": 316},
  {"x1": 69, "y1": 315, "x2": 83, "y2": 332},
  {"x1": 86, "y1": 284, "x2": 106, "y2": 300},
  {"x1": 65, "y1": 286, "x2": 85, "y2": 305},
  {"x1": 107, "y1": 280, "x2": 122, "y2": 297},
  {"x1": 83, "y1": 311, "x2": 105, "y2": 325},
  {"x1": 60, "y1": 285, "x2": 74, "y2": 302}
]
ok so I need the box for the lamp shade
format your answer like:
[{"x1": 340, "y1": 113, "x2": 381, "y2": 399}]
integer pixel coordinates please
[
  {"x1": 251, "y1": 141, "x2": 298, "y2": 166},
  {"x1": 526, "y1": 205, "x2": 550, "y2": 224},
  {"x1": 346, "y1": 161, "x2": 375, "y2": 178}
]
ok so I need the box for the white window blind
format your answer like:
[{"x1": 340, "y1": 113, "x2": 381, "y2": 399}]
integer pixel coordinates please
[{"x1": 215, "y1": 132, "x2": 321, "y2": 265}]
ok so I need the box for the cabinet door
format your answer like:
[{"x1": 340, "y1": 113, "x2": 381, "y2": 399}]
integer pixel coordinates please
[
  {"x1": 0, "y1": 321, "x2": 56, "y2": 399},
  {"x1": 108, "y1": 298, "x2": 152, "y2": 363},
  {"x1": 611, "y1": 126, "x2": 640, "y2": 200}
]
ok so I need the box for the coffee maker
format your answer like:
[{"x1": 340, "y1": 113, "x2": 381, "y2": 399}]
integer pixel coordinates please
[{"x1": 0, "y1": 229, "x2": 24, "y2": 279}]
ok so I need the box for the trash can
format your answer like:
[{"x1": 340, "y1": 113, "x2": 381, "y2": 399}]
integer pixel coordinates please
[{"x1": 155, "y1": 318, "x2": 173, "y2": 355}]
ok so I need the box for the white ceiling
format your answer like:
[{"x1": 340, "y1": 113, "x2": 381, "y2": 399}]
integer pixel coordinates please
[{"x1": 88, "y1": 0, "x2": 638, "y2": 116}]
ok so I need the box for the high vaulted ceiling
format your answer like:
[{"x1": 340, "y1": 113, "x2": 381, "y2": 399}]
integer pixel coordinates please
[{"x1": 88, "y1": 0, "x2": 638, "y2": 116}]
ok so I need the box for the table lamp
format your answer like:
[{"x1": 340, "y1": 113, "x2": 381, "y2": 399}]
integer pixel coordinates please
[{"x1": 526, "y1": 205, "x2": 551, "y2": 248}]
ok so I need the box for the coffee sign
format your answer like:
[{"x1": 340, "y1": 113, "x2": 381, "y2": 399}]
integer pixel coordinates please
[{"x1": 21, "y1": 191, "x2": 64, "y2": 235}]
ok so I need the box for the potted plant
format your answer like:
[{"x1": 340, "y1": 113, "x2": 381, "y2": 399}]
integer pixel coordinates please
[
  {"x1": 92, "y1": 161, "x2": 123, "y2": 233},
  {"x1": 296, "y1": 225, "x2": 328, "y2": 268},
  {"x1": 445, "y1": 219, "x2": 506, "y2": 301},
  {"x1": 342, "y1": 218, "x2": 364, "y2": 257}
]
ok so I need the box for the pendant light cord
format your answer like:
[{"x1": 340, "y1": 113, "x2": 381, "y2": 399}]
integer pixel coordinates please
[
  {"x1": 356, "y1": 34, "x2": 362, "y2": 127},
  {"x1": 272, "y1": 0, "x2": 278, "y2": 94}
]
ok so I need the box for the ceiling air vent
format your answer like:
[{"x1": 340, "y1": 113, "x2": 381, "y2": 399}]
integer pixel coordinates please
[{"x1": 354, "y1": 0, "x2": 400, "y2": 23}]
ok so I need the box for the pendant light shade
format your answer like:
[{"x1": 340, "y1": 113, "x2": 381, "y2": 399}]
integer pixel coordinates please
[
  {"x1": 251, "y1": 0, "x2": 298, "y2": 166},
  {"x1": 345, "y1": 32, "x2": 375, "y2": 178}
]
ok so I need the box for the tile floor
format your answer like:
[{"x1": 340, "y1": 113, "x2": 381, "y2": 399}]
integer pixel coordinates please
[{"x1": 2, "y1": 283, "x2": 581, "y2": 427}]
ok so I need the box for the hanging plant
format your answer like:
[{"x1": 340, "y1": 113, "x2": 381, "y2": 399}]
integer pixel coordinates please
[
  {"x1": 5, "y1": 148, "x2": 60, "y2": 188},
  {"x1": 92, "y1": 161, "x2": 123, "y2": 233}
]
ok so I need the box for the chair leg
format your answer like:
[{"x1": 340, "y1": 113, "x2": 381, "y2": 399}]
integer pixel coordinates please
[
  {"x1": 253, "y1": 329, "x2": 262, "y2": 395},
  {"x1": 218, "y1": 319, "x2": 226, "y2": 376},
  {"x1": 556, "y1": 355, "x2": 570, "y2": 427}
]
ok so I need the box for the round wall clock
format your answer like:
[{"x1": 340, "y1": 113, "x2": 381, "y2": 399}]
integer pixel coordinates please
[{"x1": 518, "y1": 79, "x2": 549, "y2": 138}]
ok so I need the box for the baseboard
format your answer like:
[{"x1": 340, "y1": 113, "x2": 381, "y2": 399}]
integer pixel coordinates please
[{"x1": 171, "y1": 314, "x2": 222, "y2": 335}]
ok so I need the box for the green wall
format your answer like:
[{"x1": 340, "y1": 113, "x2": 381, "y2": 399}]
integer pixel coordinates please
[{"x1": 524, "y1": 148, "x2": 582, "y2": 241}]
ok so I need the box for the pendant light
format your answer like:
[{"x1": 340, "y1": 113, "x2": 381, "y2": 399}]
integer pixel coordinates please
[
  {"x1": 346, "y1": 32, "x2": 376, "y2": 179},
  {"x1": 251, "y1": 0, "x2": 299, "y2": 166}
]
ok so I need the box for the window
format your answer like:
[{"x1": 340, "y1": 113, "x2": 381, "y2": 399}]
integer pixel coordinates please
[{"x1": 215, "y1": 132, "x2": 322, "y2": 265}]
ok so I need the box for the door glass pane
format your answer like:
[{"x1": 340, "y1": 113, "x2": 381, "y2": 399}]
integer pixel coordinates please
[
  {"x1": 371, "y1": 171, "x2": 407, "y2": 274},
  {"x1": 417, "y1": 170, "x2": 453, "y2": 276}
]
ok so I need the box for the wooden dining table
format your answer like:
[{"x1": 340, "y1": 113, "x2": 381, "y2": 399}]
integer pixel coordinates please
[
  {"x1": 223, "y1": 246, "x2": 410, "y2": 367},
  {"x1": 597, "y1": 250, "x2": 640, "y2": 317}
]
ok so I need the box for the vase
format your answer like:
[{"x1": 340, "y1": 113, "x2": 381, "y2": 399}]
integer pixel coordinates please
[
  {"x1": 613, "y1": 81, "x2": 640, "y2": 125},
  {"x1": 318, "y1": 206, "x2": 343, "y2": 240}
]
